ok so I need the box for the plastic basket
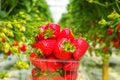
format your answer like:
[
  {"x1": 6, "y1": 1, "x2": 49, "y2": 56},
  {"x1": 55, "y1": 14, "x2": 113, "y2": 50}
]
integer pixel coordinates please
[{"x1": 31, "y1": 59, "x2": 80, "y2": 80}]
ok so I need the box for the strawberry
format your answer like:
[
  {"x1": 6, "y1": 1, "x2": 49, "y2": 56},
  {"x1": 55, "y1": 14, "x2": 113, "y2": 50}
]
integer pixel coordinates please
[
  {"x1": 58, "y1": 28, "x2": 74, "y2": 41},
  {"x1": 47, "y1": 55, "x2": 63, "y2": 72},
  {"x1": 107, "y1": 28, "x2": 113, "y2": 35},
  {"x1": 73, "y1": 38, "x2": 88, "y2": 60},
  {"x1": 63, "y1": 60, "x2": 80, "y2": 71},
  {"x1": 103, "y1": 45, "x2": 109, "y2": 52},
  {"x1": 32, "y1": 39, "x2": 56, "y2": 56},
  {"x1": 1, "y1": 37, "x2": 5, "y2": 42},
  {"x1": 54, "y1": 38, "x2": 76, "y2": 60},
  {"x1": 20, "y1": 44, "x2": 26, "y2": 52},
  {"x1": 113, "y1": 42, "x2": 119, "y2": 48},
  {"x1": 63, "y1": 72, "x2": 77, "y2": 80},
  {"x1": 32, "y1": 68, "x2": 46, "y2": 80},
  {"x1": 30, "y1": 52, "x2": 47, "y2": 71},
  {"x1": 12, "y1": 40, "x2": 19, "y2": 46},
  {"x1": 45, "y1": 23, "x2": 60, "y2": 39},
  {"x1": 35, "y1": 26, "x2": 46, "y2": 41},
  {"x1": 6, "y1": 50, "x2": 11, "y2": 56}
]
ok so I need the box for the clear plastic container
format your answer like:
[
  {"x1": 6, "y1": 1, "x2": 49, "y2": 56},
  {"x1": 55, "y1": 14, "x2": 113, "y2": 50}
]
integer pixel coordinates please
[{"x1": 31, "y1": 59, "x2": 80, "y2": 80}]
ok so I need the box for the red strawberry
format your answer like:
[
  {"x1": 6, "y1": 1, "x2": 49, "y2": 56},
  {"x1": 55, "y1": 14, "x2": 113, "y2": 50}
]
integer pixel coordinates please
[
  {"x1": 20, "y1": 44, "x2": 26, "y2": 52},
  {"x1": 33, "y1": 58, "x2": 47, "y2": 71},
  {"x1": 1, "y1": 37, "x2": 5, "y2": 42},
  {"x1": 36, "y1": 26, "x2": 46, "y2": 41},
  {"x1": 64, "y1": 72, "x2": 77, "y2": 80},
  {"x1": 73, "y1": 38, "x2": 88, "y2": 60},
  {"x1": 47, "y1": 55, "x2": 63, "y2": 72},
  {"x1": 12, "y1": 40, "x2": 19, "y2": 46},
  {"x1": 107, "y1": 28, "x2": 113, "y2": 35},
  {"x1": 32, "y1": 39, "x2": 56, "y2": 56},
  {"x1": 32, "y1": 68, "x2": 46, "y2": 80},
  {"x1": 103, "y1": 45, "x2": 109, "y2": 52},
  {"x1": 45, "y1": 23, "x2": 60, "y2": 39},
  {"x1": 58, "y1": 28, "x2": 74, "y2": 41},
  {"x1": 63, "y1": 60, "x2": 80, "y2": 71},
  {"x1": 117, "y1": 23, "x2": 120, "y2": 31},
  {"x1": 113, "y1": 42, "x2": 119, "y2": 48},
  {"x1": 6, "y1": 50, "x2": 11, "y2": 56},
  {"x1": 30, "y1": 52, "x2": 47, "y2": 71},
  {"x1": 54, "y1": 38, "x2": 76, "y2": 60}
]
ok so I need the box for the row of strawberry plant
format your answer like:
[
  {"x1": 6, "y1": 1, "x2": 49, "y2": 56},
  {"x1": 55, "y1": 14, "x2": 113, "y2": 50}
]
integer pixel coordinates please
[
  {"x1": 0, "y1": 0, "x2": 53, "y2": 79},
  {"x1": 59, "y1": 0, "x2": 120, "y2": 80}
]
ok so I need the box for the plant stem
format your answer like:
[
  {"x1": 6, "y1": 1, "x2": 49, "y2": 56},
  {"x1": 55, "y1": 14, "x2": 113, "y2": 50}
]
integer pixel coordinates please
[{"x1": 103, "y1": 53, "x2": 109, "y2": 80}]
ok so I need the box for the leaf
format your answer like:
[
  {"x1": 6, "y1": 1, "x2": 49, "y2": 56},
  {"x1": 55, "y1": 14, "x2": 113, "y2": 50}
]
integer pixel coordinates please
[{"x1": 0, "y1": 11, "x2": 7, "y2": 18}]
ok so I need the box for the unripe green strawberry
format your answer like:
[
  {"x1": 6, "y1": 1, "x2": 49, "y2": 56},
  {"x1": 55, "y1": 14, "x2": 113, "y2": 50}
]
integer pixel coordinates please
[
  {"x1": 20, "y1": 26, "x2": 26, "y2": 32},
  {"x1": 7, "y1": 23, "x2": 13, "y2": 28},
  {"x1": 16, "y1": 60, "x2": 29, "y2": 69},
  {"x1": 2, "y1": 28, "x2": 7, "y2": 33},
  {"x1": 3, "y1": 43, "x2": 10, "y2": 53},
  {"x1": 7, "y1": 30, "x2": 14, "y2": 37}
]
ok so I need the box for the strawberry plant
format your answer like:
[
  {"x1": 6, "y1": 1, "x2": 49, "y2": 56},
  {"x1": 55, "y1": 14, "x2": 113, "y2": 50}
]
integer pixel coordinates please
[
  {"x1": 59, "y1": 0, "x2": 120, "y2": 80},
  {"x1": 0, "y1": 0, "x2": 53, "y2": 79}
]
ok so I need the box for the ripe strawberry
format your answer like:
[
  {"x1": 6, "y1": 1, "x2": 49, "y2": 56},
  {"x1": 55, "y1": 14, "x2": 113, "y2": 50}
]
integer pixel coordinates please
[
  {"x1": 20, "y1": 44, "x2": 26, "y2": 52},
  {"x1": 113, "y1": 42, "x2": 119, "y2": 48},
  {"x1": 32, "y1": 68, "x2": 46, "y2": 80},
  {"x1": 45, "y1": 23, "x2": 60, "y2": 39},
  {"x1": 47, "y1": 55, "x2": 63, "y2": 72},
  {"x1": 1, "y1": 37, "x2": 5, "y2": 42},
  {"x1": 6, "y1": 50, "x2": 11, "y2": 56},
  {"x1": 58, "y1": 28, "x2": 74, "y2": 41},
  {"x1": 35, "y1": 26, "x2": 46, "y2": 41},
  {"x1": 30, "y1": 52, "x2": 47, "y2": 71},
  {"x1": 54, "y1": 38, "x2": 76, "y2": 60},
  {"x1": 103, "y1": 45, "x2": 109, "y2": 52},
  {"x1": 73, "y1": 38, "x2": 88, "y2": 60},
  {"x1": 112, "y1": 36, "x2": 119, "y2": 42},
  {"x1": 63, "y1": 61, "x2": 80, "y2": 71},
  {"x1": 32, "y1": 39, "x2": 56, "y2": 56},
  {"x1": 63, "y1": 72, "x2": 77, "y2": 80},
  {"x1": 12, "y1": 40, "x2": 19, "y2": 46},
  {"x1": 107, "y1": 28, "x2": 113, "y2": 35}
]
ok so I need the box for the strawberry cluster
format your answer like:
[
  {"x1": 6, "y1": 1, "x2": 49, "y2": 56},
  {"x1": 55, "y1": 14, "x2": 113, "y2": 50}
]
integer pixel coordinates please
[{"x1": 30, "y1": 23, "x2": 88, "y2": 80}]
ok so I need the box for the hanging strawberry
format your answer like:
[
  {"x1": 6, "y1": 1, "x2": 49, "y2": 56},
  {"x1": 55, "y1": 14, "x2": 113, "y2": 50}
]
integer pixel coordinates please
[
  {"x1": 107, "y1": 28, "x2": 113, "y2": 35},
  {"x1": 20, "y1": 44, "x2": 27, "y2": 52}
]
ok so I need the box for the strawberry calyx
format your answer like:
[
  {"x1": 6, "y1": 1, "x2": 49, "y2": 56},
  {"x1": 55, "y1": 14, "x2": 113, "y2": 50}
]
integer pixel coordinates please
[
  {"x1": 33, "y1": 48, "x2": 44, "y2": 58},
  {"x1": 34, "y1": 67, "x2": 44, "y2": 76},
  {"x1": 44, "y1": 27, "x2": 55, "y2": 39},
  {"x1": 62, "y1": 41, "x2": 76, "y2": 53},
  {"x1": 57, "y1": 69, "x2": 65, "y2": 76}
]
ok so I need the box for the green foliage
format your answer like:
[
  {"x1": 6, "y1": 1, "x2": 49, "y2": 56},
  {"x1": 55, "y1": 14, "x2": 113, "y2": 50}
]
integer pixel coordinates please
[{"x1": 59, "y1": 0, "x2": 120, "y2": 56}]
